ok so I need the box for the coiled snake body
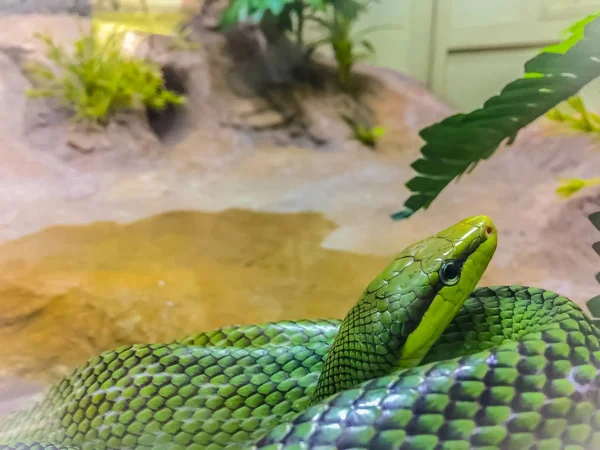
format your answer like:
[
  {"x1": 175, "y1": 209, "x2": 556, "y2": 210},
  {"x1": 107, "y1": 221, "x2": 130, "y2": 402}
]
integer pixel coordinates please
[{"x1": 1, "y1": 216, "x2": 599, "y2": 449}]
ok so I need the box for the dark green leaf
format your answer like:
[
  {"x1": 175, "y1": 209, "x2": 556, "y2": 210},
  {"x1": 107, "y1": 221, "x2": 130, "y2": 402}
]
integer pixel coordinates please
[
  {"x1": 405, "y1": 176, "x2": 453, "y2": 193},
  {"x1": 330, "y1": 0, "x2": 363, "y2": 21},
  {"x1": 586, "y1": 210, "x2": 600, "y2": 320},
  {"x1": 410, "y1": 158, "x2": 463, "y2": 176},
  {"x1": 587, "y1": 295, "x2": 600, "y2": 318},
  {"x1": 219, "y1": 1, "x2": 245, "y2": 29},
  {"x1": 390, "y1": 208, "x2": 414, "y2": 221},
  {"x1": 589, "y1": 211, "x2": 600, "y2": 231},
  {"x1": 360, "y1": 39, "x2": 375, "y2": 53},
  {"x1": 392, "y1": 14, "x2": 600, "y2": 220},
  {"x1": 306, "y1": 0, "x2": 325, "y2": 11},
  {"x1": 266, "y1": 0, "x2": 290, "y2": 15}
]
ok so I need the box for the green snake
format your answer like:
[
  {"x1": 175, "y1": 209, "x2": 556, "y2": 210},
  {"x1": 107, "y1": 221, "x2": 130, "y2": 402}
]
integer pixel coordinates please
[{"x1": 1, "y1": 215, "x2": 600, "y2": 450}]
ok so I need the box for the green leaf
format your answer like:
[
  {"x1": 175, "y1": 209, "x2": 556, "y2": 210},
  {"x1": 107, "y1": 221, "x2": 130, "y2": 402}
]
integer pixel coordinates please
[
  {"x1": 556, "y1": 177, "x2": 600, "y2": 198},
  {"x1": 547, "y1": 94, "x2": 600, "y2": 133},
  {"x1": 590, "y1": 211, "x2": 600, "y2": 231},
  {"x1": 306, "y1": 0, "x2": 325, "y2": 11},
  {"x1": 585, "y1": 207, "x2": 600, "y2": 321},
  {"x1": 219, "y1": 0, "x2": 246, "y2": 29},
  {"x1": 266, "y1": 0, "x2": 289, "y2": 15},
  {"x1": 546, "y1": 107, "x2": 568, "y2": 122},
  {"x1": 392, "y1": 14, "x2": 600, "y2": 220},
  {"x1": 359, "y1": 39, "x2": 375, "y2": 53},
  {"x1": 351, "y1": 52, "x2": 371, "y2": 63},
  {"x1": 567, "y1": 95, "x2": 586, "y2": 112},
  {"x1": 220, "y1": 0, "x2": 296, "y2": 28},
  {"x1": 330, "y1": 0, "x2": 364, "y2": 21},
  {"x1": 371, "y1": 126, "x2": 386, "y2": 137},
  {"x1": 543, "y1": 12, "x2": 600, "y2": 54},
  {"x1": 588, "y1": 279, "x2": 600, "y2": 319}
]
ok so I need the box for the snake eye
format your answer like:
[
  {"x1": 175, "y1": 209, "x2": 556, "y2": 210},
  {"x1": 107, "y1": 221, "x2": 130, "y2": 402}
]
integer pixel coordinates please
[{"x1": 439, "y1": 259, "x2": 461, "y2": 286}]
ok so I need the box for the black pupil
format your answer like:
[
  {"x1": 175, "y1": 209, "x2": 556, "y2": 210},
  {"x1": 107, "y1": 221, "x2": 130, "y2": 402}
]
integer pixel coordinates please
[{"x1": 443, "y1": 261, "x2": 460, "y2": 280}]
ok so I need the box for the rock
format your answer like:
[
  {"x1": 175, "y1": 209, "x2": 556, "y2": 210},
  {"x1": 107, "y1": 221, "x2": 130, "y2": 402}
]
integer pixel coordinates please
[
  {"x1": 232, "y1": 110, "x2": 287, "y2": 130},
  {"x1": 192, "y1": 0, "x2": 227, "y2": 30},
  {"x1": 0, "y1": 13, "x2": 407, "y2": 154},
  {"x1": 230, "y1": 98, "x2": 269, "y2": 118},
  {"x1": 67, "y1": 128, "x2": 111, "y2": 154},
  {"x1": 0, "y1": 0, "x2": 90, "y2": 15},
  {"x1": 67, "y1": 136, "x2": 94, "y2": 154},
  {"x1": 0, "y1": 44, "x2": 34, "y2": 67}
]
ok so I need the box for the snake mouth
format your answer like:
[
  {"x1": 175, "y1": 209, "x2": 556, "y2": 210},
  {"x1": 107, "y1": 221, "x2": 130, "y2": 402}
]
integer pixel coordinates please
[
  {"x1": 465, "y1": 215, "x2": 496, "y2": 236},
  {"x1": 457, "y1": 215, "x2": 497, "y2": 250},
  {"x1": 448, "y1": 215, "x2": 497, "y2": 283},
  {"x1": 464, "y1": 215, "x2": 498, "y2": 271}
]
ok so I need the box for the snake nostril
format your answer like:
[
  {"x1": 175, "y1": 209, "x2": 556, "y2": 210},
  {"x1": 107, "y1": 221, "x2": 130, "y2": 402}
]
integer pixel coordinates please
[{"x1": 485, "y1": 226, "x2": 493, "y2": 238}]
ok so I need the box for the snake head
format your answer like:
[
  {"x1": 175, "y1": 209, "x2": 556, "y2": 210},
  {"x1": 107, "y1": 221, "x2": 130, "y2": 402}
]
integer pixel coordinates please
[
  {"x1": 312, "y1": 216, "x2": 498, "y2": 402},
  {"x1": 395, "y1": 215, "x2": 498, "y2": 367}
]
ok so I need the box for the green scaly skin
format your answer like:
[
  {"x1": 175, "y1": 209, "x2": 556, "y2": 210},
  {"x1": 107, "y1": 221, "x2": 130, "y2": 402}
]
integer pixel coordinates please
[{"x1": 1, "y1": 216, "x2": 599, "y2": 450}]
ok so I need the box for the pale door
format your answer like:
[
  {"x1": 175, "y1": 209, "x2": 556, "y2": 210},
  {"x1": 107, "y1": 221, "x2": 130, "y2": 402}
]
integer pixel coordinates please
[{"x1": 430, "y1": 0, "x2": 600, "y2": 111}]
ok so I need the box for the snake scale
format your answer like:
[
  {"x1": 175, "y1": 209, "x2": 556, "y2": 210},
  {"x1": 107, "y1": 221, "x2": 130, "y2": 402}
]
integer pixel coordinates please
[{"x1": 1, "y1": 215, "x2": 600, "y2": 450}]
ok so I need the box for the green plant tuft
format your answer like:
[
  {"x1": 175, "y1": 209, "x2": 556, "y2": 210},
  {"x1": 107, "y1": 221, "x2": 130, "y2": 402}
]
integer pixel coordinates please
[
  {"x1": 547, "y1": 95, "x2": 600, "y2": 133},
  {"x1": 220, "y1": 0, "x2": 396, "y2": 90},
  {"x1": 547, "y1": 95, "x2": 600, "y2": 198},
  {"x1": 556, "y1": 177, "x2": 600, "y2": 198},
  {"x1": 24, "y1": 26, "x2": 186, "y2": 127},
  {"x1": 305, "y1": 3, "x2": 379, "y2": 89},
  {"x1": 342, "y1": 114, "x2": 385, "y2": 148},
  {"x1": 219, "y1": 0, "x2": 326, "y2": 44}
]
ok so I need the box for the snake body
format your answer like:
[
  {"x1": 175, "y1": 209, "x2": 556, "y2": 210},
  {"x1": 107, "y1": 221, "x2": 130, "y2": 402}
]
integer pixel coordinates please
[{"x1": 1, "y1": 215, "x2": 599, "y2": 450}]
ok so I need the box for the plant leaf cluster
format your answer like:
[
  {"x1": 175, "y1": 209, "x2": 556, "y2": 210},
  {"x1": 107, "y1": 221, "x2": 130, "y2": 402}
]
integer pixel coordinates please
[
  {"x1": 556, "y1": 178, "x2": 600, "y2": 198},
  {"x1": 342, "y1": 114, "x2": 385, "y2": 148},
  {"x1": 25, "y1": 26, "x2": 185, "y2": 126},
  {"x1": 220, "y1": 0, "x2": 390, "y2": 88},
  {"x1": 304, "y1": 3, "x2": 379, "y2": 88}
]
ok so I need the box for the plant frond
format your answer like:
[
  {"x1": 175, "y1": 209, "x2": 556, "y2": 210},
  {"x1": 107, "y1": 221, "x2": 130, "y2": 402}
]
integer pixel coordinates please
[
  {"x1": 391, "y1": 14, "x2": 600, "y2": 220},
  {"x1": 587, "y1": 210, "x2": 600, "y2": 326}
]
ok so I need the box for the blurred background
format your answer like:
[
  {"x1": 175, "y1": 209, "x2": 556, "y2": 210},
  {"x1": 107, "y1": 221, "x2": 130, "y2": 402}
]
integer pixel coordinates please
[
  {"x1": 354, "y1": 0, "x2": 600, "y2": 111},
  {"x1": 1, "y1": 0, "x2": 600, "y2": 417}
]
